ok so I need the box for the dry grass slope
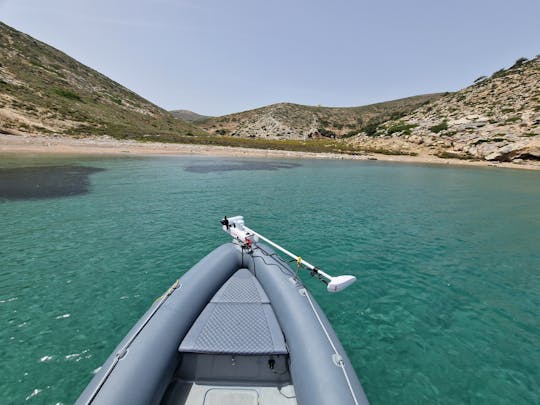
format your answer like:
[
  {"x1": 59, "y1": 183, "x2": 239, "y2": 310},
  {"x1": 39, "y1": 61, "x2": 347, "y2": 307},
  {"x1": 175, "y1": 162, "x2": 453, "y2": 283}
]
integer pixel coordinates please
[
  {"x1": 170, "y1": 110, "x2": 212, "y2": 122},
  {"x1": 0, "y1": 22, "x2": 206, "y2": 140}
]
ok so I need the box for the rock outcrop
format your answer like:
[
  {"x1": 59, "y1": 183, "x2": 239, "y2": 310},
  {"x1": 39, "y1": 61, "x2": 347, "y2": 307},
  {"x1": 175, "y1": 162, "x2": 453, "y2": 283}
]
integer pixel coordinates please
[
  {"x1": 350, "y1": 56, "x2": 540, "y2": 162},
  {"x1": 198, "y1": 95, "x2": 443, "y2": 140}
]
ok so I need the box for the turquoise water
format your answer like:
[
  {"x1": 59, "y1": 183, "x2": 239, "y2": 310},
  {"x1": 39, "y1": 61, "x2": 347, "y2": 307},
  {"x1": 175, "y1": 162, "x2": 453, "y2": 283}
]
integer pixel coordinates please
[{"x1": 1, "y1": 154, "x2": 539, "y2": 404}]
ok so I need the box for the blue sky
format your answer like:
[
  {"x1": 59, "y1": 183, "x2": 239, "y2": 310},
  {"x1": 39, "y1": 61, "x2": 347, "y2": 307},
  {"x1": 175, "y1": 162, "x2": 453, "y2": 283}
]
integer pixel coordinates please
[{"x1": 1, "y1": 0, "x2": 539, "y2": 116}]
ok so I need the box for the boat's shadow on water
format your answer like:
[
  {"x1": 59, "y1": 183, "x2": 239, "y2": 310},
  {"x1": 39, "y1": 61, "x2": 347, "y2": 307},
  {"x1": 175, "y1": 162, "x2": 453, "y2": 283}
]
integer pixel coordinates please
[{"x1": 0, "y1": 165, "x2": 105, "y2": 201}]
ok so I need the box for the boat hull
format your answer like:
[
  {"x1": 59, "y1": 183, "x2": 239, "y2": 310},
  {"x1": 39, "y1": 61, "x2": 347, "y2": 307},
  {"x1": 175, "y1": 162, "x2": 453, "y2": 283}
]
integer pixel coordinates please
[{"x1": 76, "y1": 243, "x2": 368, "y2": 405}]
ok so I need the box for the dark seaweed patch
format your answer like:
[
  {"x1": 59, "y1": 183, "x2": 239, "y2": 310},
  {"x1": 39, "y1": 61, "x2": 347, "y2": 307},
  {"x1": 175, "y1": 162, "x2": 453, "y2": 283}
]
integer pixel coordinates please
[
  {"x1": 185, "y1": 161, "x2": 301, "y2": 173},
  {"x1": 0, "y1": 165, "x2": 105, "y2": 201}
]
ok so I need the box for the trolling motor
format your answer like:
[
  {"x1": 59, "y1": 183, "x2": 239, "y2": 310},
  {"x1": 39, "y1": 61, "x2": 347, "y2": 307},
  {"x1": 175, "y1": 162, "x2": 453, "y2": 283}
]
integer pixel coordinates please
[
  {"x1": 220, "y1": 215, "x2": 258, "y2": 248},
  {"x1": 221, "y1": 216, "x2": 357, "y2": 293}
]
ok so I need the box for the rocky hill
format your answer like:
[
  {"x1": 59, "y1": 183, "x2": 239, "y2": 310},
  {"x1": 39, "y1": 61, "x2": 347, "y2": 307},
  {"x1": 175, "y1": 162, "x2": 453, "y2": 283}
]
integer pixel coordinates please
[
  {"x1": 170, "y1": 109, "x2": 211, "y2": 122},
  {"x1": 0, "y1": 22, "x2": 205, "y2": 140},
  {"x1": 197, "y1": 94, "x2": 443, "y2": 140},
  {"x1": 2, "y1": 21, "x2": 537, "y2": 163},
  {"x1": 348, "y1": 56, "x2": 540, "y2": 162}
]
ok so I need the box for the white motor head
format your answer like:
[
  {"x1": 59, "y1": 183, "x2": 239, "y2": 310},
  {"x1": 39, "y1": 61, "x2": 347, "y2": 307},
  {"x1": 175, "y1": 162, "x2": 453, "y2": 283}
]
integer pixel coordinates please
[
  {"x1": 221, "y1": 215, "x2": 257, "y2": 245},
  {"x1": 327, "y1": 275, "x2": 356, "y2": 293}
]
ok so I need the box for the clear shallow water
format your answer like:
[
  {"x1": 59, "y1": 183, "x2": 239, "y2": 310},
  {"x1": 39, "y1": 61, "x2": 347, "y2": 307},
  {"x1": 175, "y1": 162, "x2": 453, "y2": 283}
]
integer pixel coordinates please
[{"x1": 1, "y1": 153, "x2": 539, "y2": 404}]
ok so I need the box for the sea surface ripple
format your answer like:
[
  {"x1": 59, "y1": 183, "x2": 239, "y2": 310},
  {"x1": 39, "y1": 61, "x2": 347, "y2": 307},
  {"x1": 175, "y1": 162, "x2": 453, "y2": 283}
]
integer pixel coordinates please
[{"x1": 1, "y1": 154, "x2": 539, "y2": 404}]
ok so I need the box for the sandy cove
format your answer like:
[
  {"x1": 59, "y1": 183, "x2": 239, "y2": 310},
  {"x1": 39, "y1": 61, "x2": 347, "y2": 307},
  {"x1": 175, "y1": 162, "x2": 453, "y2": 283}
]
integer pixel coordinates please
[{"x1": 1, "y1": 133, "x2": 539, "y2": 171}]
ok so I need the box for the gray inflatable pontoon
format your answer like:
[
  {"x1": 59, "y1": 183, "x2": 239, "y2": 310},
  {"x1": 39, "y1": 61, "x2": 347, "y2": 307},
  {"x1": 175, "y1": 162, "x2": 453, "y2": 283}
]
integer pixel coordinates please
[{"x1": 77, "y1": 217, "x2": 369, "y2": 405}]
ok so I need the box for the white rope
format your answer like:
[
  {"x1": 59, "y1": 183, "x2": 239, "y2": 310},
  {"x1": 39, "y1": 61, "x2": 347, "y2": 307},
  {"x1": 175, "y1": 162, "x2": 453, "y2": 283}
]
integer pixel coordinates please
[{"x1": 303, "y1": 290, "x2": 360, "y2": 405}]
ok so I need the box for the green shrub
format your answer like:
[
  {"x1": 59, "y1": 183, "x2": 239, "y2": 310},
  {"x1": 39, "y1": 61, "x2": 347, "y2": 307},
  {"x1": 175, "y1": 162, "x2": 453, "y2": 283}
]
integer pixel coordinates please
[
  {"x1": 342, "y1": 129, "x2": 360, "y2": 138},
  {"x1": 429, "y1": 121, "x2": 448, "y2": 133},
  {"x1": 510, "y1": 57, "x2": 528, "y2": 69},
  {"x1": 492, "y1": 68, "x2": 508, "y2": 79},
  {"x1": 363, "y1": 121, "x2": 380, "y2": 136},
  {"x1": 435, "y1": 151, "x2": 473, "y2": 160},
  {"x1": 361, "y1": 147, "x2": 417, "y2": 156},
  {"x1": 109, "y1": 96, "x2": 122, "y2": 105},
  {"x1": 29, "y1": 59, "x2": 44, "y2": 69},
  {"x1": 386, "y1": 121, "x2": 417, "y2": 135},
  {"x1": 55, "y1": 89, "x2": 83, "y2": 102},
  {"x1": 318, "y1": 128, "x2": 336, "y2": 138},
  {"x1": 388, "y1": 110, "x2": 407, "y2": 120}
]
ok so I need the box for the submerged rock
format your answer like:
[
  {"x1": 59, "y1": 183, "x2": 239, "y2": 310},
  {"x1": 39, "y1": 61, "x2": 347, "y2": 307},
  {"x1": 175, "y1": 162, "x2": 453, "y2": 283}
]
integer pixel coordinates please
[{"x1": 0, "y1": 165, "x2": 105, "y2": 200}]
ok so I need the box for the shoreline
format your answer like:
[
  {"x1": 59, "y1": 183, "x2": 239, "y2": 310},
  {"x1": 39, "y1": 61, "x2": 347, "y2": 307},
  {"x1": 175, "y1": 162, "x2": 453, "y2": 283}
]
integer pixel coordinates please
[{"x1": 1, "y1": 133, "x2": 539, "y2": 171}]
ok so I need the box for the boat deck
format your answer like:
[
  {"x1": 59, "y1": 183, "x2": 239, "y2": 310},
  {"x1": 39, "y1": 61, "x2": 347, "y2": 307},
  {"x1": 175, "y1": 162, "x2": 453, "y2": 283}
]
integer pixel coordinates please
[
  {"x1": 179, "y1": 268, "x2": 287, "y2": 355},
  {"x1": 162, "y1": 381, "x2": 297, "y2": 405},
  {"x1": 167, "y1": 268, "x2": 297, "y2": 404}
]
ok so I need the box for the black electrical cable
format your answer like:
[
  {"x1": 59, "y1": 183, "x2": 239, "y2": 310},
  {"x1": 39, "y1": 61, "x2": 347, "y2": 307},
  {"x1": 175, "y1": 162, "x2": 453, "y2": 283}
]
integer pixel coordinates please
[
  {"x1": 253, "y1": 245, "x2": 330, "y2": 286},
  {"x1": 250, "y1": 245, "x2": 295, "y2": 277}
]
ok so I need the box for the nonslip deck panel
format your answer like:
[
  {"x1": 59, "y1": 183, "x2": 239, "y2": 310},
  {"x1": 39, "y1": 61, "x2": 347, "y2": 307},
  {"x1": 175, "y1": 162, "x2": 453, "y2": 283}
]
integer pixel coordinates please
[
  {"x1": 179, "y1": 269, "x2": 287, "y2": 355},
  {"x1": 211, "y1": 268, "x2": 270, "y2": 303}
]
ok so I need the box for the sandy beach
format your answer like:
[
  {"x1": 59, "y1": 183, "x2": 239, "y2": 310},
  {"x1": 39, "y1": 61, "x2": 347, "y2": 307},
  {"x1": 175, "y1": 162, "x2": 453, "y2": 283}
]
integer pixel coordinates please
[{"x1": 1, "y1": 133, "x2": 539, "y2": 171}]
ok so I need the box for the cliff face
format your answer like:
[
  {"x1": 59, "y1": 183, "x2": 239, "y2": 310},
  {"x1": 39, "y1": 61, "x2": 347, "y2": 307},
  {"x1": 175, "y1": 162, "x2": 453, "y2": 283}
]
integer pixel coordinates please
[
  {"x1": 0, "y1": 22, "x2": 205, "y2": 140},
  {"x1": 349, "y1": 57, "x2": 540, "y2": 162},
  {"x1": 197, "y1": 95, "x2": 443, "y2": 140}
]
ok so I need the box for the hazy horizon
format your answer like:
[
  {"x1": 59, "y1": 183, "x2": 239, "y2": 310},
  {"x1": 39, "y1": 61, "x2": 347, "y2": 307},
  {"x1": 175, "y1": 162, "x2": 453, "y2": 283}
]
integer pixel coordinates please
[{"x1": 1, "y1": 0, "x2": 539, "y2": 116}]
